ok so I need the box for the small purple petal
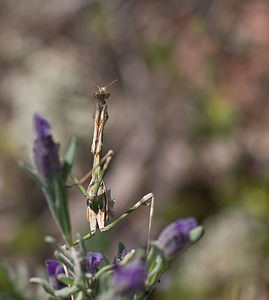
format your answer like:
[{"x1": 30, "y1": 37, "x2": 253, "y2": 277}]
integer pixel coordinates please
[
  {"x1": 45, "y1": 260, "x2": 66, "y2": 290},
  {"x1": 87, "y1": 252, "x2": 103, "y2": 273},
  {"x1": 157, "y1": 217, "x2": 198, "y2": 259},
  {"x1": 112, "y1": 260, "x2": 146, "y2": 296},
  {"x1": 33, "y1": 114, "x2": 61, "y2": 179},
  {"x1": 34, "y1": 113, "x2": 51, "y2": 138},
  {"x1": 45, "y1": 260, "x2": 60, "y2": 276}
]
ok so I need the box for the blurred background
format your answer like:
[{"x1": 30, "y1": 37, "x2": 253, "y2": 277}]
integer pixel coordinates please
[{"x1": 1, "y1": 0, "x2": 269, "y2": 299}]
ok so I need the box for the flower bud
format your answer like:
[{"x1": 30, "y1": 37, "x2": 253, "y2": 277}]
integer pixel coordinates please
[
  {"x1": 113, "y1": 248, "x2": 128, "y2": 264},
  {"x1": 87, "y1": 251, "x2": 103, "y2": 273},
  {"x1": 45, "y1": 260, "x2": 66, "y2": 290},
  {"x1": 112, "y1": 260, "x2": 146, "y2": 296},
  {"x1": 33, "y1": 114, "x2": 61, "y2": 179},
  {"x1": 157, "y1": 217, "x2": 202, "y2": 259}
]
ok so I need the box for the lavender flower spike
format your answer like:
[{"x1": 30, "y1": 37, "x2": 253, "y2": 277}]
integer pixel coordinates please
[
  {"x1": 87, "y1": 251, "x2": 103, "y2": 273},
  {"x1": 45, "y1": 260, "x2": 66, "y2": 290},
  {"x1": 33, "y1": 114, "x2": 61, "y2": 179},
  {"x1": 112, "y1": 260, "x2": 146, "y2": 296},
  {"x1": 157, "y1": 217, "x2": 202, "y2": 259}
]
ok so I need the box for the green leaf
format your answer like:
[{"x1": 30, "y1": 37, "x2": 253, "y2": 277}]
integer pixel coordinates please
[
  {"x1": 75, "y1": 291, "x2": 84, "y2": 300},
  {"x1": 120, "y1": 249, "x2": 135, "y2": 265},
  {"x1": 19, "y1": 161, "x2": 44, "y2": 187},
  {"x1": 102, "y1": 255, "x2": 110, "y2": 266},
  {"x1": 54, "y1": 251, "x2": 74, "y2": 273},
  {"x1": 95, "y1": 265, "x2": 114, "y2": 280},
  {"x1": 97, "y1": 291, "x2": 121, "y2": 300},
  {"x1": 77, "y1": 234, "x2": 87, "y2": 258},
  {"x1": 61, "y1": 137, "x2": 78, "y2": 182},
  {"x1": 42, "y1": 176, "x2": 72, "y2": 245},
  {"x1": 20, "y1": 153, "x2": 73, "y2": 245},
  {"x1": 146, "y1": 243, "x2": 168, "y2": 287},
  {"x1": 0, "y1": 263, "x2": 32, "y2": 300},
  {"x1": 51, "y1": 176, "x2": 72, "y2": 245},
  {"x1": 0, "y1": 265, "x2": 13, "y2": 291},
  {"x1": 45, "y1": 236, "x2": 73, "y2": 260},
  {"x1": 54, "y1": 285, "x2": 79, "y2": 298},
  {"x1": 41, "y1": 187, "x2": 57, "y2": 225},
  {"x1": 30, "y1": 277, "x2": 54, "y2": 295},
  {"x1": 57, "y1": 274, "x2": 74, "y2": 286},
  {"x1": 117, "y1": 243, "x2": 126, "y2": 255}
]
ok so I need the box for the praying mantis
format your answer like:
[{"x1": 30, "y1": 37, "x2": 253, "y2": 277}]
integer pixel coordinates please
[{"x1": 68, "y1": 80, "x2": 155, "y2": 252}]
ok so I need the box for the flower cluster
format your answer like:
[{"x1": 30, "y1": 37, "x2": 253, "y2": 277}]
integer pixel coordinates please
[
  {"x1": 23, "y1": 114, "x2": 204, "y2": 299},
  {"x1": 33, "y1": 114, "x2": 61, "y2": 180},
  {"x1": 46, "y1": 251, "x2": 103, "y2": 289},
  {"x1": 45, "y1": 260, "x2": 66, "y2": 290},
  {"x1": 87, "y1": 251, "x2": 103, "y2": 273},
  {"x1": 43, "y1": 218, "x2": 202, "y2": 298}
]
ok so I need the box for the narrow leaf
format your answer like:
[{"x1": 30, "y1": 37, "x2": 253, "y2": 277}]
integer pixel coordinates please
[
  {"x1": 78, "y1": 234, "x2": 87, "y2": 258},
  {"x1": 61, "y1": 137, "x2": 78, "y2": 182},
  {"x1": 52, "y1": 176, "x2": 72, "y2": 245},
  {"x1": 19, "y1": 161, "x2": 44, "y2": 186},
  {"x1": 102, "y1": 254, "x2": 110, "y2": 266},
  {"x1": 54, "y1": 285, "x2": 79, "y2": 298},
  {"x1": 57, "y1": 274, "x2": 74, "y2": 286},
  {"x1": 95, "y1": 265, "x2": 114, "y2": 280},
  {"x1": 30, "y1": 277, "x2": 54, "y2": 295},
  {"x1": 117, "y1": 243, "x2": 126, "y2": 255},
  {"x1": 45, "y1": 236, "x2": 73, "y2": 260},
  {"x1": 146, "y1": 244, "x2": 168, "y2": 287},
  {"x1": 54, "y1": 251, "x2": 74, "y2": 272},
  {"x1": 75, "y1": 291, "x2": 84, "y2": 300}
]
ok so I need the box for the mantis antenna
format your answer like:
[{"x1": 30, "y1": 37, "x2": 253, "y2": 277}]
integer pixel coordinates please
[
  {"x1": 91, "y1": 81, "x2": 101, "y2": 89},
  {"x1": 91, "y1": 79, "x2": 118, "y2": 90},
  {"x1": 104, "y1": 79, "x2": 118, "y2": 88}
]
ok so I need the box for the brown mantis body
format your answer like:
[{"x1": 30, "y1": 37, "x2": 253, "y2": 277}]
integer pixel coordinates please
[
  {"x1": 70, "y1": 79, "x2": 154, "y2": 252},
  {"x1": 87, "y1": 80, "x2": 118, "y2": 233}
]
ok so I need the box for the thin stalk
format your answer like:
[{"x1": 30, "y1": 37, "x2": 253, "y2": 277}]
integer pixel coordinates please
[
  {"x1": 63, "y1": 264, "x2": 75, "y2": 300},
  {"x1": 105, "y1": 193, "x2": 153, "y2": 231},
  {"x1": 70, "y1": 172, "x2": 89, "y2": 199},
  {"x1": 72, "y1": 193, "x2": 154, "y2": 245}
]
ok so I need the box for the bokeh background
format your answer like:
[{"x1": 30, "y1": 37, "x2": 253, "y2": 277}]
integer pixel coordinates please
[{"x1": 1, "y1": 0, "x2": 269, "y2": 299}]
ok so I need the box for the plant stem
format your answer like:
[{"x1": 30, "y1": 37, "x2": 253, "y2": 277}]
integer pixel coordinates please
[{"x1": 70, "y1": 172, "x2": 89, "y2": 199}]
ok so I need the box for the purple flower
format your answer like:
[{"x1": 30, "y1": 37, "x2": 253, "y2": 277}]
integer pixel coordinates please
[
  {"x1": 33, "y1": 114, "x2": 61, "y2": 179},
  {"x1": 112, "y1": 261, "x2": 146, "y2": 296},
  {"x1": 157, "y1": 217, "x2": 199, "y2": 259},
  {"x1": 45, "y1": 260, "x2": 66, "y2": 290},
  {"x1": 87, "y1": 252, "x2": 103, "y2": 273}
]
